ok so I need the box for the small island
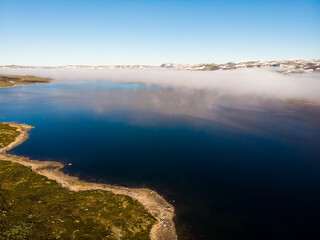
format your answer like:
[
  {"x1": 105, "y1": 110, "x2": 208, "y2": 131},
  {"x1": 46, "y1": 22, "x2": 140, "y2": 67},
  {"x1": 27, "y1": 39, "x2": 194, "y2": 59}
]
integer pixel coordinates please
[
  {"x1": 0, "y1": 74, "x2": 52, "y2": 88},
  {"x1": 0, "y1": 122, "x2": 177, "y2": 240}
]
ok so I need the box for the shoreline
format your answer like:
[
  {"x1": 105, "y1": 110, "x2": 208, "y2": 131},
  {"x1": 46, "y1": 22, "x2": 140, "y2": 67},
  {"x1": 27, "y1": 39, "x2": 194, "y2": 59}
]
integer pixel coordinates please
[
  {"x1": 0, "y1": 82, "x2": 51, "y2": 89},
  {"x1": 0, "y1": 122, "x2": 177, "y2": 240},
  {"x1": 0, "y1": 74, "x2": 52, "y2": 88}
]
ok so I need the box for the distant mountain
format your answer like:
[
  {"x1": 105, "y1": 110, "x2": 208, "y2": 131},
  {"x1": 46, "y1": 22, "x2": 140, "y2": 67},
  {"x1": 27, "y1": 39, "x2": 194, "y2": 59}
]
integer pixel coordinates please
[
  {"x1": 1, "y1": 60, "x2": 319, "y2": 74},
  {"x1": 160, "y1": 60, "x2": 320, "y2": 74}
]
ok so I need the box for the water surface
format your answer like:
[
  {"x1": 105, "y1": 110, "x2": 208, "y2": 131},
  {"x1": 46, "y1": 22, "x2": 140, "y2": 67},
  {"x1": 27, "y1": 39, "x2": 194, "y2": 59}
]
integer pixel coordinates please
[{"x1": 1, "y1": 71, "x2": 320, "y2": 240}]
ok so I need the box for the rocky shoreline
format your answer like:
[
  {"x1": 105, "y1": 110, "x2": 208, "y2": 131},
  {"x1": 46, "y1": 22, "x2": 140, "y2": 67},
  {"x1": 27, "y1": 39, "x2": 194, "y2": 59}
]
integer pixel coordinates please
[{"x1": 0, "y1": 122, "x2": 177, "y2": 240}]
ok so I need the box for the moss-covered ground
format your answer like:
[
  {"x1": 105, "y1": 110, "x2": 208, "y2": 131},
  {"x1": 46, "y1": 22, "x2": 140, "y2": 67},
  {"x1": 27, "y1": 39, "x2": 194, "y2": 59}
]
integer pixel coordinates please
[
  {"x1": 0, "y1": 123, "x2": 20, "y2": 149},
  {"x1": 0, "y1": 74, "x2": 52, "y2": 88}
]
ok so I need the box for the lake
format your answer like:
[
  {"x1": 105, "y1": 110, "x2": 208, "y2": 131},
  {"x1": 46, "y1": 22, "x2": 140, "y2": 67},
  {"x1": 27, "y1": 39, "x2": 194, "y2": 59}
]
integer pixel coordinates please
[{"x1": 1, "y1": 69, "x2": 320, "y2": 239}]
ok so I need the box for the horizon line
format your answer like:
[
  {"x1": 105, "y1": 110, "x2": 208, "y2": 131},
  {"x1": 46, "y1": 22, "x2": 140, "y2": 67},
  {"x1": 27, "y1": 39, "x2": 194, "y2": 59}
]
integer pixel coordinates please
[{"x1": 1, "y1": 59, "x2": 319, "y2": 67}]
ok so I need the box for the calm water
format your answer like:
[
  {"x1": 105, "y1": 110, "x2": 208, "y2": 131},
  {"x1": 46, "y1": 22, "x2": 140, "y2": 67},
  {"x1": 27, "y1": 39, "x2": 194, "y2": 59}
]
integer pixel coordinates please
[{"x1": 1, "y1": 80, "x2": 320, "y2": 240}]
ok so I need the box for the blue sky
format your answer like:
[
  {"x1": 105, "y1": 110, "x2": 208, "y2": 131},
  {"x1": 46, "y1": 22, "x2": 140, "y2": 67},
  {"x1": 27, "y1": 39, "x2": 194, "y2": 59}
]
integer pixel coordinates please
[{"x1": 0, "y1": 0, "x2": 319, "y2": 65}]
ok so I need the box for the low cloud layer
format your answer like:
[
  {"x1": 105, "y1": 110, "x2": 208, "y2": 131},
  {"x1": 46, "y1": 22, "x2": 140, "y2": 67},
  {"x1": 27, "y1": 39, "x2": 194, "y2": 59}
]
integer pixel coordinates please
[
  {"x1": 1, "y1": 68, "x2": 320, "y2": 103},
  {"x1": 1, "y1": 68, "x2": 319, "y2": 141}
]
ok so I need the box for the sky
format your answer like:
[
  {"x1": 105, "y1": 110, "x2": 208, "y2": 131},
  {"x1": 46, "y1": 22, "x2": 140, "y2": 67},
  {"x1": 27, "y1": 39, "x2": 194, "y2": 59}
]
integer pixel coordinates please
[{"x1": 0, "y1": 0, "x2": 319, "y2": 66}]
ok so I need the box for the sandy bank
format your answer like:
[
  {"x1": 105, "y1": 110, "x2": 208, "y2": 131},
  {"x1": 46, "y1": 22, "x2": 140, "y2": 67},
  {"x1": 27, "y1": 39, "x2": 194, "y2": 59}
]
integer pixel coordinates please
[{"x1": 0, "y1": 122, "x2": 177, "y2": 240}]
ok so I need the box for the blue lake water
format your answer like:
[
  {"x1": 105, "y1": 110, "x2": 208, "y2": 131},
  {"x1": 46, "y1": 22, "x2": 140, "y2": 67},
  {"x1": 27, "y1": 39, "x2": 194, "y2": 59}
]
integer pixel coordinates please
[{"x1": 1, "y1": 81, "x2": 320, "y2": 240}]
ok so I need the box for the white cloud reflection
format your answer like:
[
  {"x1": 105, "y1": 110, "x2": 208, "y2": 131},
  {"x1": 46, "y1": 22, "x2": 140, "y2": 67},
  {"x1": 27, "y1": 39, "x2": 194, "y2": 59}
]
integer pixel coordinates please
[{"x1": 0, "y1": 68, "x2": 319, "y2": 140}]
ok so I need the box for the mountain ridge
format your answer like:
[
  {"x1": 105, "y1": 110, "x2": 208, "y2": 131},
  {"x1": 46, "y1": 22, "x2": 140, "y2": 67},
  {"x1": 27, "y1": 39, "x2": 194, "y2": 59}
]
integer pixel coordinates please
[{"x1": 1, "y1": 59, "x2": 319, "y2": 74}]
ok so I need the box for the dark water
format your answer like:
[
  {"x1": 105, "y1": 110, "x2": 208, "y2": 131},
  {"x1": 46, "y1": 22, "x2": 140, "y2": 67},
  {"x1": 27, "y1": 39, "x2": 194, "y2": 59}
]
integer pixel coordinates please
[{"x1": 1, "y1": 82, "x2": 320, "y2": 240}]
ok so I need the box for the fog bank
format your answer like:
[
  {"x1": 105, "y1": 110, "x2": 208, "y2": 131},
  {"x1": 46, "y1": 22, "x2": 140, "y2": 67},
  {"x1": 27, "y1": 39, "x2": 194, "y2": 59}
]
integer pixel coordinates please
[{"x1": 1, "y1": 68, "x2": 320, "y2": 103}]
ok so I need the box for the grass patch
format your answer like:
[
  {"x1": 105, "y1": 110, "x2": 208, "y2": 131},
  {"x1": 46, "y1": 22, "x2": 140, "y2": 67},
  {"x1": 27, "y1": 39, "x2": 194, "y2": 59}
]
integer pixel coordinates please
[
  {"x1": 0, "y1": 74, "x2": 52, "y2": 88},
  {"x1": 0, "y1": 123, "x2": 20, "y2": 149},
  {"x1": 0, "y1": 161, "x2": 156, "y2": 239}
]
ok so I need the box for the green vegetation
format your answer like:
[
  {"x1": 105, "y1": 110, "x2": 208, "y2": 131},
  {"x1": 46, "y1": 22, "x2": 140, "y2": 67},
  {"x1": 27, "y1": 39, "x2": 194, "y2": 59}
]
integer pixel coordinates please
[
  {"x1": 0, "y1": 123, "x2": 20, "y2": 149},
  {"x1": 0, "y1": 74, "x2": 52, "y2": 88},
  {"x1": 0, "y1": 161, "x2": 156, "y2": 239},
  {"x1": 0, "y1": 123, "x2": 156, "y2": 239}
]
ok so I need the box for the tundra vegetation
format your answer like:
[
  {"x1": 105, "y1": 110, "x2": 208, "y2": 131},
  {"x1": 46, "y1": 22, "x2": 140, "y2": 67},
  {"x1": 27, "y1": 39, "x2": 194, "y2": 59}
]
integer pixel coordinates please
[
  {"x1": 0, "y1": 74, "x2": 52, "y2": 88},
  {"x1": 0, "y1": 123, "x2": 156, "y2": 240},
  {"x1": 0, "y1": 123, "x2": 20, "y2": 149}
]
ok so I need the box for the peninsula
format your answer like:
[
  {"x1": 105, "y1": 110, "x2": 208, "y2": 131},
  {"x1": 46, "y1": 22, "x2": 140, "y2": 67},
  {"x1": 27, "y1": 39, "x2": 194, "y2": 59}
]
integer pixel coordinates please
[
  {"x1": 0, "y1": 74, "x2": 52, "y2": 88},
  {"x1": 0, "y1": 122, "x2": 177, "y2": 240}
]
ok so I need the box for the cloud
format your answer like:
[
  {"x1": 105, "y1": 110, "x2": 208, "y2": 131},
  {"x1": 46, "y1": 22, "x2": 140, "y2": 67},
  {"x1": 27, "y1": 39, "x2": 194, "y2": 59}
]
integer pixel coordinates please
[
  {"x1": 1, "y1": 68, "x2": 319, "y2": 140},
  {"x1": 1, "y1": 68, "x2": 319, "y2": 103}
]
